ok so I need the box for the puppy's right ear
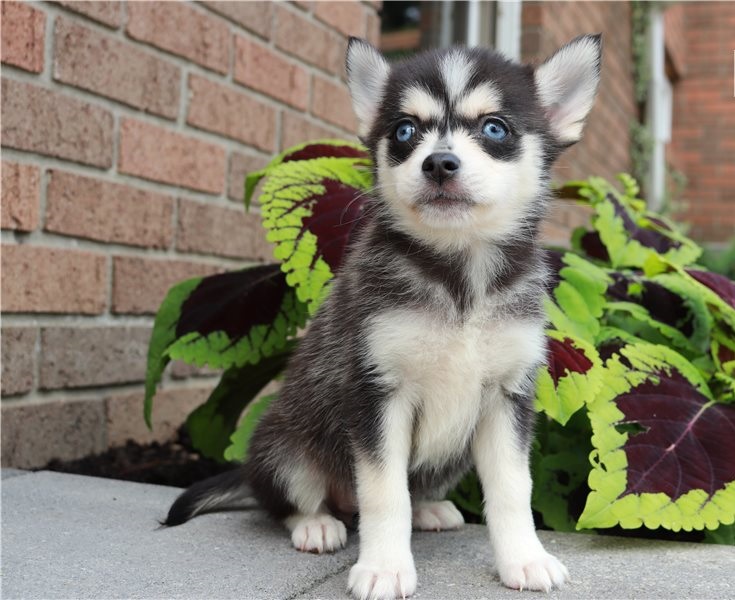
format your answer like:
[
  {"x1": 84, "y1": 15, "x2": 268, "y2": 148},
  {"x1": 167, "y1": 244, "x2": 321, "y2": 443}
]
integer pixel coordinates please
[{"x1": 346, "y1": 37, "x2": 390, "y2": 138}]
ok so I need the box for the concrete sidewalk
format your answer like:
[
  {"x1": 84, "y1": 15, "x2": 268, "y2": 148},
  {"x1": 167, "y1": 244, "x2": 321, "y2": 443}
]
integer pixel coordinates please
[{"x1": 2, "y1": 470, "x2": 734, "y2": 599}]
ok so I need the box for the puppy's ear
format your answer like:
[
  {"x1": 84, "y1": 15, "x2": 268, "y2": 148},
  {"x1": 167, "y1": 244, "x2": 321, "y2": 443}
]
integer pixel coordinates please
[
  {"x1": 346, "y1": 37, "x2": 390, "y2": 138},
  {"x1": 535, "y1": 34, "x2": 602, "y2": 145}
]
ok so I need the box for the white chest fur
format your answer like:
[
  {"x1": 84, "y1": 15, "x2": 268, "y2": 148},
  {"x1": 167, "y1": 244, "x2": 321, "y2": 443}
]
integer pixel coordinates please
[{"x1": 366, "y1": 308, "x2": 546, "y2": 469}]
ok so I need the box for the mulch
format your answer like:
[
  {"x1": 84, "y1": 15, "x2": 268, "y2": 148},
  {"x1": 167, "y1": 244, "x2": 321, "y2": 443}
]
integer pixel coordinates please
[{"x1": 42, "y1": 427, "x2": 232, "y2": 488}]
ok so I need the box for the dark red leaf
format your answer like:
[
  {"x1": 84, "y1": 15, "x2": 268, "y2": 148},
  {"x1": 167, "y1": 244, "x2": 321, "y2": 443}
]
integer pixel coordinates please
[
  {"x1": 599, "y1": 340, "x2": 625, "y2": 362},
  {"x1": 281, "y1": 143, "x2": 369, "y2": 164},
  {"x1": 686, "y1": 269, "x2": 735, "y2": 309},
  {"x1": 300, "y1": 179, "x2": 371, "y2": 272},
  {"x1": 617, "y1": 371, "x2": 735, "y2": 500},
  {"x1": 608, "y1": 194, "x2": 682, "y2": 253},
  {"x1": 546, "y1": 337, "x2": 594, "y2": 385},
  {"x1": 607, "y1": 273, "x2": 694, "y2": 336},
  {"x1": 646, "y1": 215, "x2": 674, "y2": 232},
  {"x1": 718, "y1": 343, "x2": 735, "y2": 365},
  {"x1": 543, "y1": 249, "x2": 564, "y2": 293},
  {"x1": 176, "y1": 264, "x2": 289, "y2": 338},
  {"x1": 580, "y1": 230, "x2": 610, "y2": 262}
]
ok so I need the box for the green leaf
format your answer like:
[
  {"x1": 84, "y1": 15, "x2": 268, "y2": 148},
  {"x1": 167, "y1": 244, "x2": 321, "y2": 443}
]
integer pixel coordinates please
[
  {"x1": 605, "y1": 301, "x2": 700, "y2": 356},
  {"x1": 547, "y1": 252, "x2": 610, "y2": 343},
  {"x1": 144, "y1": 276, "x2": 203, "y2": 428},
  {"x1": 536, "y1": 331, "x2": 604, "y2": 425},
  {"x1": 704, "y1": 522, "x2": 735, "y2": 545},
  {"x1": 649, "y1": 273, "x2": 713, "y2": 354},
  {"x1": 223, "y1": 393, "x2": 277, "y2": 462},
  {"x1": 246, "y1": 138, "x2": 368, "y2": 210},
  {"x1": 574, "y1": 177, "x2": 701, "y2": 269},
  {"x1": 532, "y1": 410, "x2": 594, "y2": 532},
  {"x1": 447, "y1": 470, "x2": 485, "y2": 519},
  {"x1": 577, "y1": 344, "x2": 735, "y2": 532},
  {"x1": 244, "y1": 168, "x2": 266, "y2": 210},
  {"x1": 186, "y1": 347, "x2": 292, "y2": 461},
  {"x1": 164, "y1": 265, "x2": 308, "y2": 371},
  {"x1": 258, "y1": 154, "x2": 372, "y2": 313}
]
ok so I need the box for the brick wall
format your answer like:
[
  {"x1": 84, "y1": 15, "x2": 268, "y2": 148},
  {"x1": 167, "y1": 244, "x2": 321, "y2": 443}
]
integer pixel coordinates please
[
  {"x1": 1, "y1": 0, "x2": 379, "y2": 468},
  {"x1": 522, "y1": 1, "x2": 636, "y2": 245},
  {"x1": 668, "y1": 2, "x2": 735, "y2": 243}
]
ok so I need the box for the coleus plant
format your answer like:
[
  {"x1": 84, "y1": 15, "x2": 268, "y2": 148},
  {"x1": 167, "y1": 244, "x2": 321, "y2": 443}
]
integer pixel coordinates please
[{"x1": 144, "y1": 141, "x2": 735, "y2": 542}]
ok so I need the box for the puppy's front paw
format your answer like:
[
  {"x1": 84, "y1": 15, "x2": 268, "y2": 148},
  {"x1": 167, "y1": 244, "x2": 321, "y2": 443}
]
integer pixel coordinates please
[
  {"x1": 498, "y1": 552, "x2": 569, "y2": 592},
  {"x1": 286, "y1": 514, "x2": 347, "y2": 554},
  {"x1": 348, "y1": 560, "x2": 417, "y2": 600},
  {"x1": 412, "y1": 500, "x2": 464, "y2": 531}
]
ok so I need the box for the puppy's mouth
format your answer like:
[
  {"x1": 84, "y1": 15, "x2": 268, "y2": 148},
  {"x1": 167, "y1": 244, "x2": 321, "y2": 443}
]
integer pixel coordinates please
[{"x1": 415, "y1": 187, "x2": 475, "y2": 210}]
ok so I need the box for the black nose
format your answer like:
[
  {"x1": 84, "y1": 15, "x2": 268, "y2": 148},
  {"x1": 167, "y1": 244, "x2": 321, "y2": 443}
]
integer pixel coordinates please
[{"x1": 422, "y1": 152, "x2": 460, "y2": 184}]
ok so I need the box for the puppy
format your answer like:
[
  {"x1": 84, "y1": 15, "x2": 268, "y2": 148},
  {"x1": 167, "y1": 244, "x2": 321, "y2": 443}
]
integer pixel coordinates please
[{"x1": 166, "y1": 35, "x2": 602, "y2": 600}]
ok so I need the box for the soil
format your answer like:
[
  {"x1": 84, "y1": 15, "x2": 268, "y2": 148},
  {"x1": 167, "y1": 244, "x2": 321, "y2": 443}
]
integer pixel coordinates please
[{"x1": 42, "y1": 427, "x2": 233, "y2": 489}]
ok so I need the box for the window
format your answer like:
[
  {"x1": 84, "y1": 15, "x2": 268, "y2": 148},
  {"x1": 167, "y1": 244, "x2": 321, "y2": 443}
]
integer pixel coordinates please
[
  {"x1": 380, "y1": 1, "x2": 521, "y2": 60},
  {"x1": 646, "y1": 6, "x2": 675, "y2": 211}
]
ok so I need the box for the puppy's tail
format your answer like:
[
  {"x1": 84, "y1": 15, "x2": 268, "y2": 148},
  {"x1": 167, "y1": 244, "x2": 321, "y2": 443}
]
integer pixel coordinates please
[{"x1": 164, "y1": 467, "x2": 254, "y2": 526}]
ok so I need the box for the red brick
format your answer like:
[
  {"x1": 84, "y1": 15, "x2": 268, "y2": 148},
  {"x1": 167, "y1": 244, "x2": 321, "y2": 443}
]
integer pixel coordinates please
[
  {"x1": 366, "y1": 9, "x2": 381, "y2": 47},
  {"x1": 54, "y1": 18, "x2": 180, "y2": 119},
  {"x1": 274, "y1": 5, "x2": 344, "y2": 75},
  {"x1": 229, "y1": 151, "x2": 270, "y2": 202},
  {"x1": 1, "y1": 78, "x2": 113, "y2": 168},
  {"x1": 311, "y1": 75, "x2": 357, "y2": 132},
  {"x1": 1, "y1": 327, "x2": 36, "y2": 396},
  {"x1": 1, "y1": 161, "x2": 40, "y2": 232},
  {"x1": 314, "y1": 0, "x2": 365, "y2": 37},
  {"x1": 1, "y1": 1, "x2": 45, "y2": 73},
  {"x1": 540, "y1": 220, "x2": 571, "y2": 247},
  {"x1": 201, "y1": 1, "x2": 273, "y2": 38},
  {"x1": 106, "y1": 386, "x2": 214, "y2": 447},
  {"x1": 1, "y1": 399, "x2": 106, "y2": 468},
  {"x1": 664, "y1": 4, "x2": 687, "y2": 78},
  {"x1": 280, "y1": 110, "x2": 341, "y2": 150},
  {"x1": 233, "y1": 36, "x2": 310, "y2": 110},
  {"x1": 1, "y1": 245, "x2": 106, "y2": 314},
  {"x1": 39, "y1": 326, "x2": 150, "y2": 390},
  {"x1": 45, "y1": 171, "x2": 174, "y2": 249},
  {"x1": 523, "y1": 2, "x2": 543, "y2": 27},
  {"x1": 118, "y1": 119, "x2": 226, "y2": 194},
  {"x1": 56, "y1": 1, "x2": 122, "y2": 28},
  {"x1": 126, "y1": 2, "x2": 229, "y2": 74},
  {"x1": 176, "y1": 199, "x2": 273, "y2": 261},
  {"x1": 170, "y1": 361, "x2": 219, "y2": 380},
  {"x1": 112, "y1": 256, "x2": 224, "y2": 315},
  {"x1": 187, "y1": 74, "x2": 276, "y2": 151},
  {"x1": 668, "y1": 1, "x2": 735, "y2": 242}
]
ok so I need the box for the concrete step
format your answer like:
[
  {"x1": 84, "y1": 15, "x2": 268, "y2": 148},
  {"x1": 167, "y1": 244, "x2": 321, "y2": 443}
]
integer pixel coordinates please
[{"x1": 2, "y1": 470, "x2": 734, "y2": 599}]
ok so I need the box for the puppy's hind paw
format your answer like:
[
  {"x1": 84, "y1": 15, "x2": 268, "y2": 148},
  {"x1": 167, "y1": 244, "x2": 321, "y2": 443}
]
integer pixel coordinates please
[
  {"x1": 412, "y1": 500, "x2": 464, "y2": 531},
  {"x1": 348, "y1": 561, "x2": 417, "y2": 600},
  {"x1": 499, "y1": 552, "x2": 569, "y2": 592},
  {"x1": 285, "y1": 513, "x2": 347, "y2": 554}
]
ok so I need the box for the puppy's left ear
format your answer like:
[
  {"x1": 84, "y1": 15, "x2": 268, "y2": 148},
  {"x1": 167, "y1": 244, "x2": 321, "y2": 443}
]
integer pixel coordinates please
[
  {"x1": 535, "y1": 34, "x2": 602, "y2": 145},
  {"x1": 346, "y1": 37, "x2": 390, "y2": 138}
]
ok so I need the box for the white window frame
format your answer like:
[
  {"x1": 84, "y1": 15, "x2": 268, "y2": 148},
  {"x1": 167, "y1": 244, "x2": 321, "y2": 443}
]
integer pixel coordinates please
[
  {"x1": 646, "y1": 7, "x2": 672, "y2": 211},
  {"x1": 493, "y1": 1, "x2": 522, "y2": 60}
]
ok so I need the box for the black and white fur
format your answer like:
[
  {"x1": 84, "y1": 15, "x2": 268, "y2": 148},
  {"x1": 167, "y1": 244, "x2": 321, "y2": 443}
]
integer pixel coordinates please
[{"x1": 166, "y1": 35, "x2": 602, "y2": 600}]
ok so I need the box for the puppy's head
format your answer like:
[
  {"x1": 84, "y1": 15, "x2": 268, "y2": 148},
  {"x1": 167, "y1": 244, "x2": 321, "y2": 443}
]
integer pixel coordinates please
[{"x1": 346, "y1": 36, "x2": 601, "y2": 249}]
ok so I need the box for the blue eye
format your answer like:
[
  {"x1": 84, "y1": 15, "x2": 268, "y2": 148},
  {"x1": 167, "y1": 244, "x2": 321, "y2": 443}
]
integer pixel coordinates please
[
  {"x1": 395, "y1": 121, "x2": 416, "y2": 143},
  {"x1": 482, "y1": 119, "x2": 509, "y2": 141}
]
